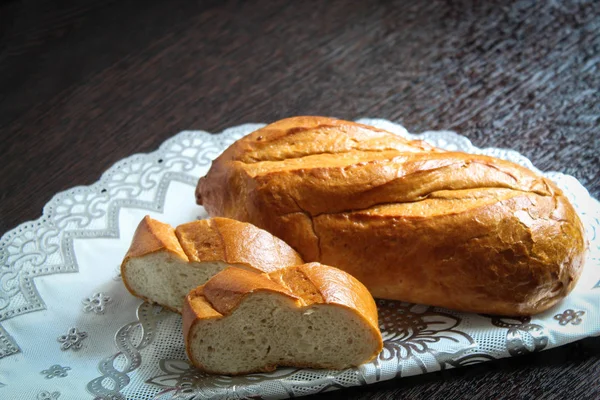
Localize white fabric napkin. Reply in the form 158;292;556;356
0;120;598;400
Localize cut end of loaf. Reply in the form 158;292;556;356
121;215;304;312
185;291;382;375
123;252;230;312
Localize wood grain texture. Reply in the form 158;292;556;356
0;0;599;398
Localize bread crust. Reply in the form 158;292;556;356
120;216;188;312
196;116;587;315
182;264;383;374
121;216;303;311
176;218;303;273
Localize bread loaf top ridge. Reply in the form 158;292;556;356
196;116;587;315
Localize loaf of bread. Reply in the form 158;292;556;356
121;216;303;312
183;263;383;374
196;116;587;315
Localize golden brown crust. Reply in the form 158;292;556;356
176;219;225;262
121;216;304;310
182;286;223;368
316;191;585;315
195;116;438;225
268;264;325;305
120;216;189;309
196;116;587;315
201;267;299;315
268;263;380;332
176;218;303;273
293;263;380;331
182;263;383;374
123;215;188;260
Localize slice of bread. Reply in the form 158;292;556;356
121;216;303;312
183;263;383;375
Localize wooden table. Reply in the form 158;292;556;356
1;1;598;398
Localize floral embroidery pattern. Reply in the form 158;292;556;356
57;328;88;351
87;303;166;398
146;359;338;400
488;316;548;356
0;122;594;398
37;391;60;400
41;364;71;379
82;292;112;314
374;301;482;379
145;302;494;398
147;359;233;398
554;309;585;326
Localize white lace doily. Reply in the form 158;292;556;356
1;119;598;400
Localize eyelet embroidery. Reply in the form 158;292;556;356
82;293;112;314
0;122;596;399
41;364;71;379
57;328;88;351
37;391;60;400
554;309;585;326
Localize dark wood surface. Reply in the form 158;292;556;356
1;0;599;399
